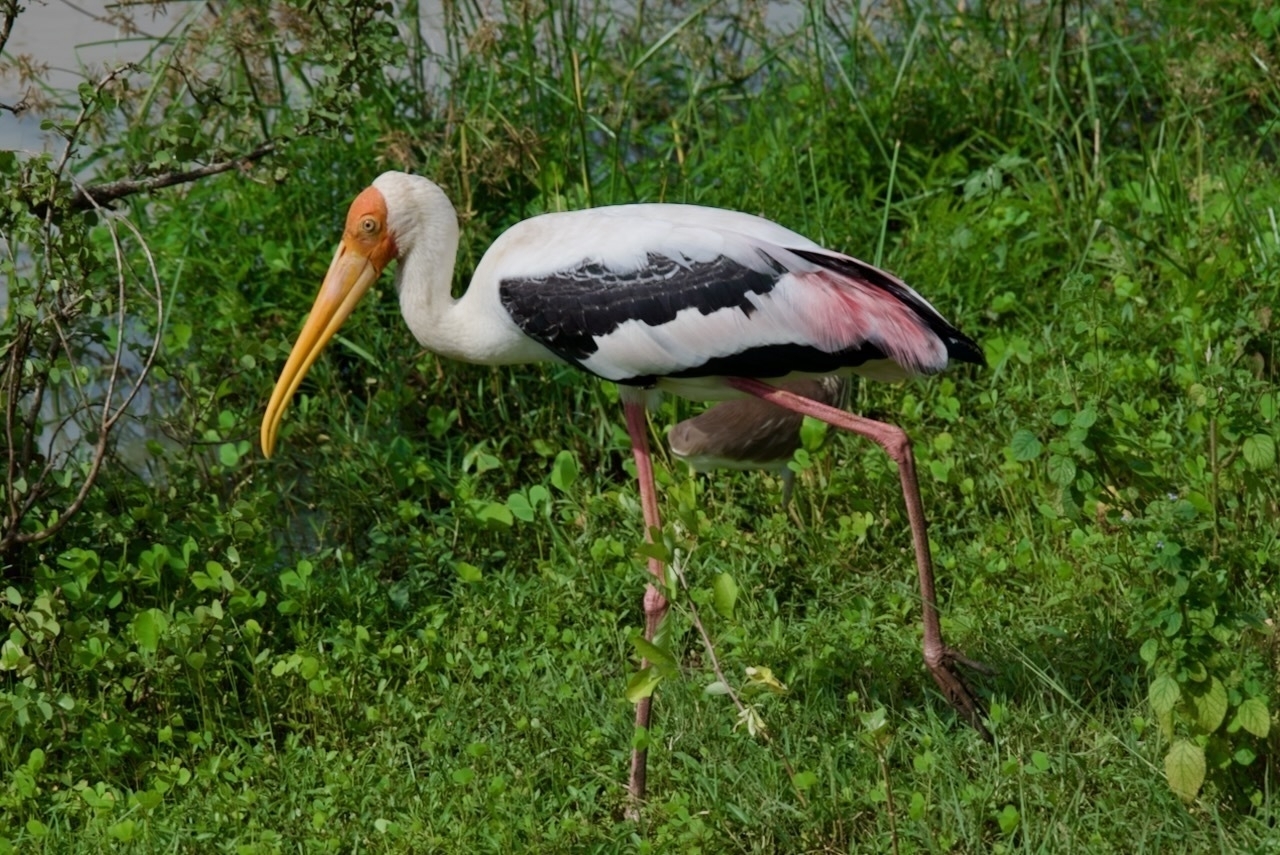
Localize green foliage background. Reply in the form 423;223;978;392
1;0;1278;850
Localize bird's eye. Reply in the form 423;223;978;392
360;217;379;235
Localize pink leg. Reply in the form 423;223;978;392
623;400;668;805
727;377;992;740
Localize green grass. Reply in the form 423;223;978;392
2;0;1279;851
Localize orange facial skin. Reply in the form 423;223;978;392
260;186;397;457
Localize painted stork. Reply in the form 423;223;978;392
261;172;991;805
669;376;850;507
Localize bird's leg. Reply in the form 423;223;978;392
623;400;668;807
726;378;993;740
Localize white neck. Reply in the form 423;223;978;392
375;172;539;365
393;216;472;361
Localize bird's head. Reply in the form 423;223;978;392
260;182;399;458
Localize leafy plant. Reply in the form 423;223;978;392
0;0;1278;850
1134;498;1272;803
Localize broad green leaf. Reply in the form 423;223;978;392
859;706;888;733
132;609;168;654
451;767;475;785
1236;698;1270;738
1148;674;1180;716
712;572;738;620
704;680;732;696
473;452;501;474
167;322;193;350
1261;392;1277;422
474;502;513;527
455;562;483;583
1190;677;1228;734
550;450;578;492
996;805;1020;835
908;791;926;822
798;416;828;452
1164;740;1205;802
1009;429;1042;461
107;820;136;842
1157;707;1174;740
793;771;818;790
1139;638;1158;665
637;539;672;563
1047;454;1076;486
625;666;663;702
506;492;534;522
630;635;678;673
1185;491;1213;514
0;639;25;671
1072;406;1097;429
1242;434;1276;470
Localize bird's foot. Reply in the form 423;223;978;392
927;647;995;742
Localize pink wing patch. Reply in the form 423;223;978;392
792;270;950;374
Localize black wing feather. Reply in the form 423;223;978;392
499;251;786;363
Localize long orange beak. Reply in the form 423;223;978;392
260;240;383;457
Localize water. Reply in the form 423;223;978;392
0;1;188;151
0;0;467;152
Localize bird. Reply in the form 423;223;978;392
261;171;991;806
668;376;850;507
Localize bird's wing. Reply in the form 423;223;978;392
669;397;805;467
485;205;976;385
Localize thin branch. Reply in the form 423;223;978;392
47;66;137;186
99;201;136;430
14;200;167;549
14;407;109;548
0;0;19;59
91;196;165;434
63;142;277;213
3;324;26;536
28;63;277;217
668;551;805;801
3;55;172;550
0;0;30;116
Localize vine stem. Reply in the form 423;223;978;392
667;548;806;805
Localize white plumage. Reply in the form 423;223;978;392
262;172;991;807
